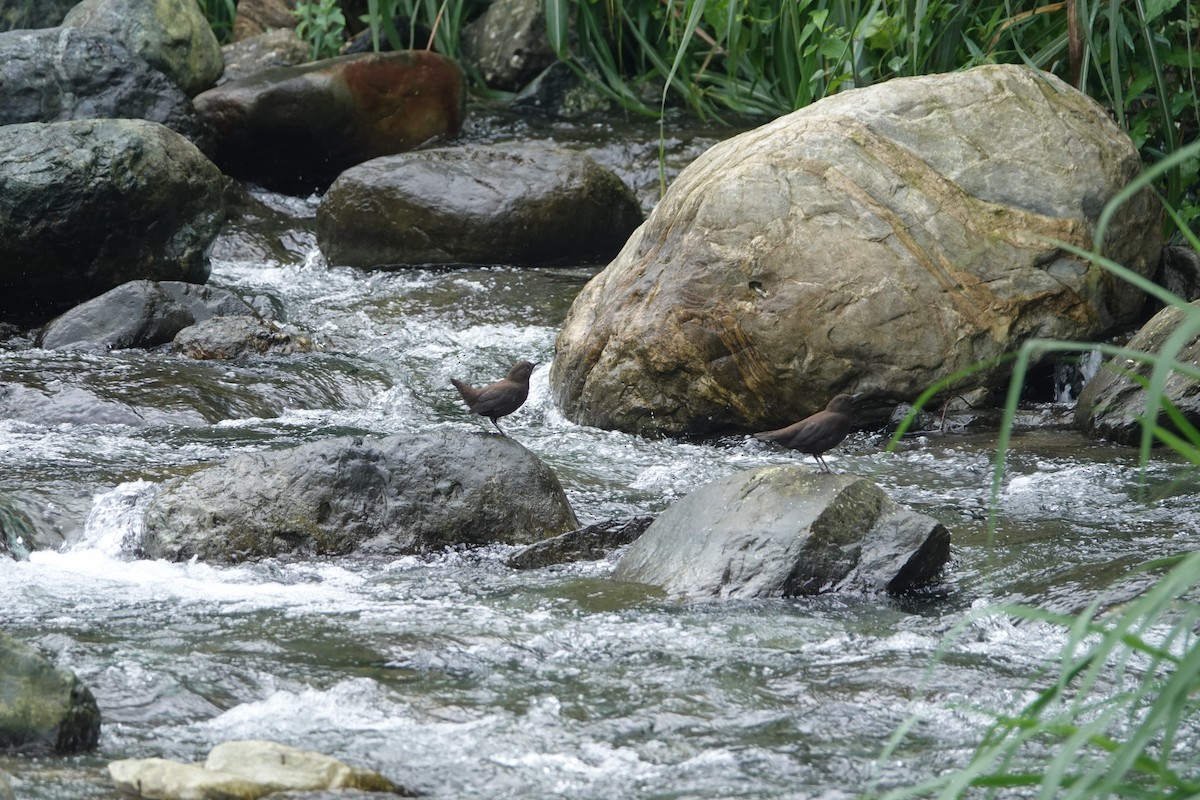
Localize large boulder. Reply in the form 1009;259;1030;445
612;466;950;599
551;64;1161;436
1075;300;1200;445
62;0;223;95
173;315;318;360
0;120;226;326
140;431;579;562
219;28;309;85
38;281;257;352
193;51;466;193
1;0;75;28
316;143;643;268
0;27;211;149
0;631;101;754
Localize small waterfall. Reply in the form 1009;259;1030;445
1053;348;1104;404
75;480;160;557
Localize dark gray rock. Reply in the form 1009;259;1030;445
0;119;226;326
1156;245;1200;303
173;315;317;360
140;431;580;563
316;143;643;268
1075;300;1200;445
461;0;556;92
0;27;211;149
38;280;258;352
62;0;223;95
506;516;654;568
613;466;950;600
510;60;612;118
0;631;101;754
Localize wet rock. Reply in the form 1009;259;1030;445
62;0;223;96
0;119;226;327
219;28;309;84
140;431;579;563
109;740;410;798
0;495;34;560
1155;245;1200;304
551;64;1161;436
510;60;612;119
194;50;466;193
0;769;12;800
38;280;256;352
0;27;212;150
316;143;643;268
1075;300;1200;445
173;315;317;359
613;466;950;599
0;631;101;754
506;515;655;568
461;0;556;92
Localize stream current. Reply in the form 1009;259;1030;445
3;120;1199;799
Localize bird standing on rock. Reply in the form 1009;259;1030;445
451;360;537;436
753;393;861;473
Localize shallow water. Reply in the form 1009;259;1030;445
3;122;1199;798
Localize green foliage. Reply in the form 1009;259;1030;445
195;0;237;45
294;0;348;60
360;0;490;61
879;139;1200;799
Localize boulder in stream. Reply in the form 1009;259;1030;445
0;631;101;754
612;466;950;600
0;27;211;150
140;430;579;562
0;119;226;327
62;0;224;96
551;64;1162;436
173;315;318;360
193;50;466;193
461;0;556;92
1075;299;1200;445
38;280;257;352
316;143;643;268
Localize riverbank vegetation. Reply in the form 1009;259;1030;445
242;0;1197;234
880;140;1200;797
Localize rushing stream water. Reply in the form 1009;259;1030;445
3;116;1199;799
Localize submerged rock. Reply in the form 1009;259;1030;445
551;64;1161;436
1075;300;1200;445
0;119;226;326
506;516;655;568
140;431;579;562
613;466;950;600
316;143;642;268
173;315;317;360
62;0;223;96
194;50;466;193
0;631;101;754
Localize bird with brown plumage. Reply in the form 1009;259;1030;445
451;360;537;435
752;393;861;473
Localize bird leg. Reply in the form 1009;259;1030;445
813;454;832;473
489;417;508;436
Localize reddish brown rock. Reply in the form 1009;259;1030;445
193;50;465;192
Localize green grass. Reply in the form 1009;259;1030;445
877;139;1200;799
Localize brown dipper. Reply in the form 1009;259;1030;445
753;393;861;473
451;360;537;435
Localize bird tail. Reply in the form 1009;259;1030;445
450;378;478;406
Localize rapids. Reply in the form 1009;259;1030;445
2;116;1198;799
